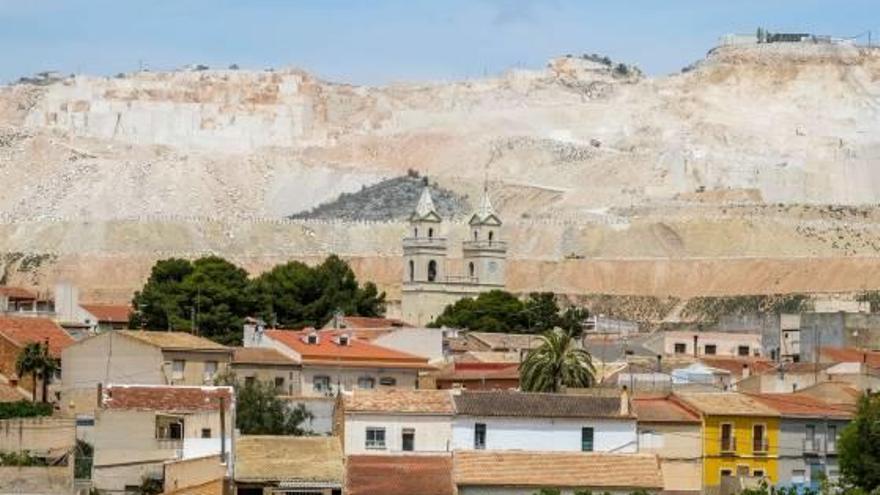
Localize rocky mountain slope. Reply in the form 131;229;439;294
2;42;880;303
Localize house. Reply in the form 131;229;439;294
453;451;664;495
661;331;764;358
323;315;409;330
162;455;226;495
737;362;834;394
244;324;432;397
451;390;637;452
0;315;74;401
61;331;232;416
633;395;703;494
339;389;455;455
676;392;781;491
231;347;301;395
749;393;853;492
92;385;234;494
799;313;880;362
432;361;520;390
0;416;76;495
790;381;862;409
0;286;50;315
234;436;343;495
347;455;454;495
79;303;132;332
460;332;543;354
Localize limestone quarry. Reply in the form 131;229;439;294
3;42;880;313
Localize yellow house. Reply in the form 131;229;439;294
676;392;781;492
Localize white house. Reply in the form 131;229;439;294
340;389;454;455
451;390;637;453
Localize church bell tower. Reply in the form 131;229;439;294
402;187;447;284
463;187;506;287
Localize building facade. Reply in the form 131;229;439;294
633;395;703;494
400;187;507;326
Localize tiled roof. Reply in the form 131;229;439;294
455;351;521;364
235;436;343;484
675;392;780;417
453;451;663;489
80;304;132;323
633;396;700;423
0;287;37;300
698;357;775;377
346;455;454;495
232;347;298;366
453;390;627;419
344;390;455;414
748;393;854;419
163;479;223;495
0;382;26;402
434;363;520;382
0;316;74;358
821;347;880;368
102;385;233;413
266;329;430;369
119;331;228;351
333;316;409;329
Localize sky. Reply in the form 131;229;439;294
0;0;877;85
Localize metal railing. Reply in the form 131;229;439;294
402;237;448;246
462;240;508;250
720;436;737;454
753;437;769;454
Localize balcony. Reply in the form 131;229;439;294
753;437;769;455
720;436;737;454
402;237;448;249
462;240;508;252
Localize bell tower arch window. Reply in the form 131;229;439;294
408;260;415;282
488;231;494;244
427;260;438;282
468;262;475;279
428;227;434;239
473;230;478;241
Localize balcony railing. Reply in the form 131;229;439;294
156;438;183;455
463;240;508;250
402;237;448;247
720;436;736;454
753;437;769;454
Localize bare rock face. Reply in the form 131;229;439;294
2;44;880;301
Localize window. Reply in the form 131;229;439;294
244;376;255;387
427;260;437;282
313;375;331;393
721;469;733;477
473;230;478;241
274;377;285;391
474;423;486;450
338;335;350;346
827;425;837;452
414;227;418;237
358;377;376;389
366;427;386;449
488;231;494;243
791;469;806;484
409;260;414;282
738;345;750;357
169;422;183;439
674;343;687;354
428;228;434;238
379;377;397;386
805;424;816;452
402;428;415;452
720;423;734;452
753;424;767;453
201;428;212;438
172;360;185;380
753;470;765;478
581;427;594;452
469;262;475;278
307;333;319;344
704;344;717;355
204;361;218;382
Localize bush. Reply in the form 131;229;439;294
0;451;49;466
0;401;52;419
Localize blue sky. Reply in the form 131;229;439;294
0;0;876;85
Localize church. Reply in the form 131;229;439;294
400;187;508;326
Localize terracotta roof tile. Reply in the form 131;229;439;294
235;436;343;484
266;329;430;369
675;392;780;417
332;316;410;329
347;455;454;495
748;393;855;419
633;396;701;423
81;304;132;323
454;390;628;419
0;316;74;358
344;390;455;414
468;332;543;351
162;479;223;495
232;347;298;366
119;331;229;351
0;287;37;300
434;363;520;382
821;347;880;368
102;385;232;413
698;357;775;378
0;382;26;402
453;451;664;489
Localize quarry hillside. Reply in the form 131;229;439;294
3;42;880;310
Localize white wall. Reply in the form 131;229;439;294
373;328;445;362
452;416;637;453
344;413;452;455
299;366;419;398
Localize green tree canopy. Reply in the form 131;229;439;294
839;393;880;492
15;342;56;403
520;328;596;393
131;255;385;345
430;290;588;334
235;380;313;435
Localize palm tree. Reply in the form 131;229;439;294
16;342;43;402
15;342;57;403
520;327;595;393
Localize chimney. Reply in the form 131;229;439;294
96;383;103;409
620;385;631;416
742;363;750;380
656;354;662;372
693;335;699;358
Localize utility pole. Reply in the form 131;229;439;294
219;396;227;464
